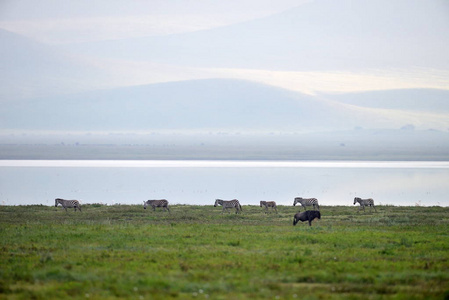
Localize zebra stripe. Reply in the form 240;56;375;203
55;198;82;212
144;199;170;212
353;197;377;212
214;199;242;214
260;201;277;213
293;197;320;211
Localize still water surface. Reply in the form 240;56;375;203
1;160;448;206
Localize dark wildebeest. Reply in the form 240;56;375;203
293;210;321;226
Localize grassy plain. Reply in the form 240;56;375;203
0;205;448;299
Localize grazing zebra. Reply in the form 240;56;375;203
260;201;277;213
55;198;82;212
353;197;377;212
143;199;170;212
293;197;320;211
214;199;242;214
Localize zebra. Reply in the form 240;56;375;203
55;198;82;212
293;197;320;211
143;199;170;212
214;199;242;214
260;201;277;213
353;197;377;212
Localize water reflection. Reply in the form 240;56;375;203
0;161;448;206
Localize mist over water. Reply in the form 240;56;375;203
1;160;447;207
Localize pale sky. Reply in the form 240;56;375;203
1;0;449;135
0;0;308;43
1;0;448;97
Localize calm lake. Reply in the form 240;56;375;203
1;160;448;207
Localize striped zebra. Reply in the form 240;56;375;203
353;197;377;212
55;198;82;212
143;199;170;212
293;197;320;211
260;201;277;213
214;199;242;214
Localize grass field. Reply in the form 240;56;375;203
1;204;448;299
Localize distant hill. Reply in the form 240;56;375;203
1;79;448;132
0;79;334;131
0;29;113;101
63;0;449;71
325;89;449;113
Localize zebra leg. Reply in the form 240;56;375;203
274;206;278;214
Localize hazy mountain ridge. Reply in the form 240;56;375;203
61;0;449;71
2;78;448;160
0;28;121;101
2;0;448;103
0;79;334;131
1;0;448;160
1;79;448;133
323;89;449;113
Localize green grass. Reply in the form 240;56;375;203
1;205;448;299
